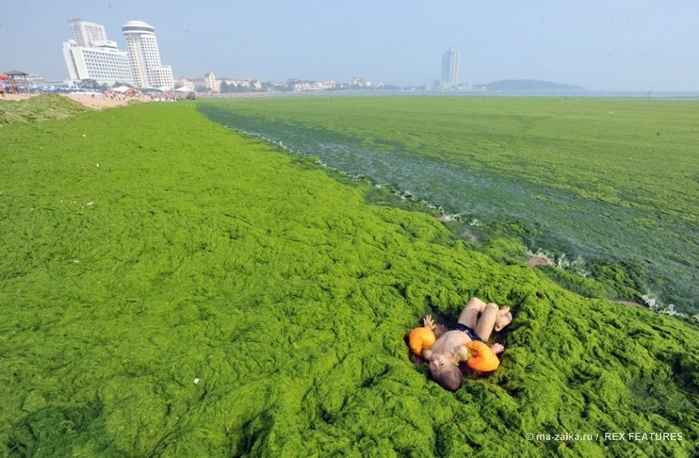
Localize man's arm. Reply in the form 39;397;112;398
422;315;437;330
423;315;448;338
409;322;436;357
454;344;471;363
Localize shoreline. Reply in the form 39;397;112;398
1;92;148;110
226;118;672;312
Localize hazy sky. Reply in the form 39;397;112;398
2;0;697;91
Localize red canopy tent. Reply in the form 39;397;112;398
0;74;8;95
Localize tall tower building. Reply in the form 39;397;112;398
68;18;107;48
122;20;174;89
63;19;134;86
440;47;459;90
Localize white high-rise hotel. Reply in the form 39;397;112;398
122;20;174;89
62;18;133;86
62;18;173;89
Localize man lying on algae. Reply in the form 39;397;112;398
409;297;513;391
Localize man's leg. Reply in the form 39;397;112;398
474;302;500;341
476;304;513;339
494;306;512;332
457;297;488;329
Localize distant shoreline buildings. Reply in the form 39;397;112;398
175;74;385;94
62;18;173;90
58;24;460;94
5;25;595;94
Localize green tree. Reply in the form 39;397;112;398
77;79;108;91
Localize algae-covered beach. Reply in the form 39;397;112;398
1;95;698;457
198;96;699;315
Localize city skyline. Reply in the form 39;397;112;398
2;1;699;92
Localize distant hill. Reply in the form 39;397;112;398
483;79;586;92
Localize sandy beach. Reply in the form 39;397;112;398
1;92;148;110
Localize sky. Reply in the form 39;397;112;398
2;0;698;91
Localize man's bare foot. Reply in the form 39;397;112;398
494;306;513;332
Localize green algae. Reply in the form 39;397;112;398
196;96;699;313
0;93;90;125
0;102;698;457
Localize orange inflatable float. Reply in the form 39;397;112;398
408;327;436;357
465;341;500;372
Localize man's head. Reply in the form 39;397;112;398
429;353;463;391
